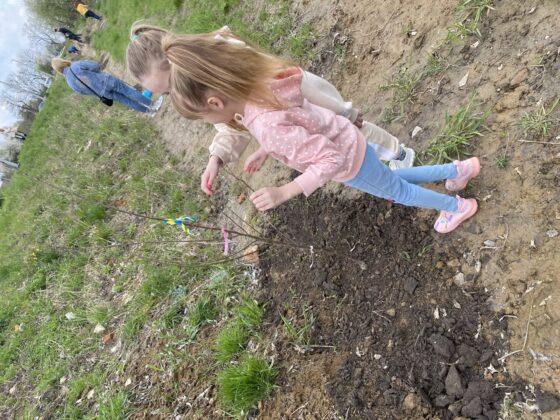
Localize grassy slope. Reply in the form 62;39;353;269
93;0;316;62
0;77;234;417
1;0;315;416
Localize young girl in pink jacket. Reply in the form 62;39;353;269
162;34;480;233
126;23;416;197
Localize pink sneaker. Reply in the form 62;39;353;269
445;157;481;191
434;196;478;233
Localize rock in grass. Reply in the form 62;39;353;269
93;324;106;334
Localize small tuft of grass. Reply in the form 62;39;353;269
446;0;494;42
421;97;488;163
218;356;277;416
214;322;249;363
424;51;448;77
518;98;559;139
495;155;509;169
185;296;219;339
379;67;420;116
235;295;264;330
280;305;315;348
98;391;130;419
498;394;523;419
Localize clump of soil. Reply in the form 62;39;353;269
256;190;559;419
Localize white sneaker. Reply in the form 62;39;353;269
389;144;415;170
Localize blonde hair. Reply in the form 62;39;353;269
162;34;292;122
51;58;72;74
126;22;171;80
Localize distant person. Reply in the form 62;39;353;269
74;2;102;20
68;45;81;55
0;127;26;141
54;27;82;42
51;58;163;115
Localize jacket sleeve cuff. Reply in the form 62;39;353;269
294;171;324;197
341;104;359;123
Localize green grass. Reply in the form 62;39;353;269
379;67;420;120
424;52;448;77
214;322;249;363
217;356;277;416
235;295;265;330
421;97;488;163
446;0;494;42
280;305;315;348
0;78;228;417
93;0;318;63
518;98;559;139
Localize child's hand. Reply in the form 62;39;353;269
250;181;303;211
201;155;223;196
244;148;268;173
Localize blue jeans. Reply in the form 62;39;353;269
107;77;151;113
344;144;459;212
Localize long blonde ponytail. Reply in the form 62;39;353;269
162;33;292;121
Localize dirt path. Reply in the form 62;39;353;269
83;1;560;417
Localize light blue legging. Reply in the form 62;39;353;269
106;77;152;113
344;144;459;212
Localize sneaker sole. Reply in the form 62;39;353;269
445;158;480;191
434;199;478;234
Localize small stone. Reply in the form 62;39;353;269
9;385;16;395
65;312;76;320
411;126;423;138
93;324;106;334
237;193;246;204
383;388;399;405
447;259;461;268
535;389;560;413
403;393;420;411
125;378;132;387
386;308;396;317
434;394;455;407
374;354;382;360
461;396;482;417
403;277;418;294
102;332;114;345
483;240;496;247
429;334;455;359
509;68;529;87
459;72;469;88
242;245;259;265
448;401;462;416
546;229;558;238
60;376;67;384
86;389;95;400
445;365;464;397
453;272;466;287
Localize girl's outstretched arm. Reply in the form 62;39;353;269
250;181;303;211
244;147;268;173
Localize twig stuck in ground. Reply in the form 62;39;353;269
498;291;535;362
519;139;560;145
